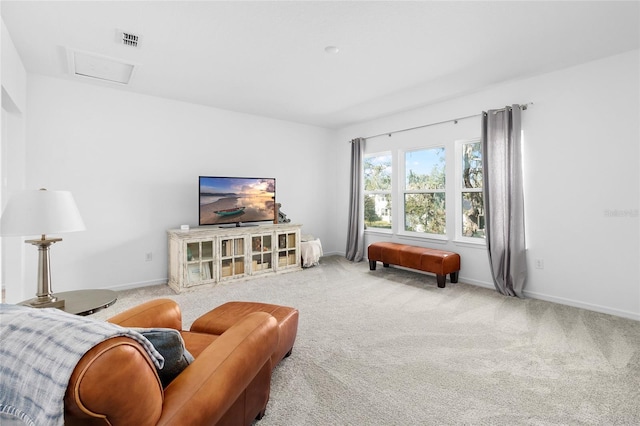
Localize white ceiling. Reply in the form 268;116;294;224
2;1;639;128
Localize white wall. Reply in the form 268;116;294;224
1;19;26;112
1;18;28;303
23;75;335;293
335;50;640;320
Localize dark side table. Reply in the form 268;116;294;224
19;289;117;316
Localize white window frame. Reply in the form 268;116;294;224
455;138;486;245
363;151;393;234
398;145;447;240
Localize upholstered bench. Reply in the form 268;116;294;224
368;242;460;288
191;301;299;368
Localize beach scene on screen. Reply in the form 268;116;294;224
200;177;275;225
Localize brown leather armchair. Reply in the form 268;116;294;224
64;299;279;425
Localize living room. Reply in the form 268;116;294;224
2;1;638;319
1;1;639;424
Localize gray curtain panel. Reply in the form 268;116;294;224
481;106;527;297
345;137;365;262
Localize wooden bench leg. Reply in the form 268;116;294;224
383;263;390;267
436;274;446;288
369;260;377;270
450;271;459;283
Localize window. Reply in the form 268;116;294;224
403;147;446;235
364;153;392;229
459;140;485;239
362;132;485;244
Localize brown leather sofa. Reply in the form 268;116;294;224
64;299;279;425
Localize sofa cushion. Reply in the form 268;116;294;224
133;328;194;387
181;330;218;358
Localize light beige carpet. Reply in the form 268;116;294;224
93;255;640;425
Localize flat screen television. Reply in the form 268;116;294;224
199;176;276;227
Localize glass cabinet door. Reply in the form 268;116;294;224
186;240;214;286
276;232;298;268
220;237;246;279
251;234;273;273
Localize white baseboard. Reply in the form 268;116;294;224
108;278;167;292
461;278;639;321
458;276;494;289
381;266;638;321
522;289;639;321
458;275;639;321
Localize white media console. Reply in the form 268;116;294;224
167;223;302;293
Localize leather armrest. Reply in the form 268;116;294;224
107;298;182;330
157;312;279;426
64;337;164;425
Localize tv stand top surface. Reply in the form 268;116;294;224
169;223;301;235
233;222;258;227
215;221;263;228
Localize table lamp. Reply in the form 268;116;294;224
1;188;85;308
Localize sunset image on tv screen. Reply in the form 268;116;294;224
199;177;275;226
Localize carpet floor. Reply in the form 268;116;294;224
92;255;640;425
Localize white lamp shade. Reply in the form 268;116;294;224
1;189;86;237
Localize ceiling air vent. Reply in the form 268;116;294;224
118;30;141;48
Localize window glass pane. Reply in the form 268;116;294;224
405;148;445;190
364;154;392;191
462;142;482;189
365;194;391;229
462;192;485;238
404;193;445;234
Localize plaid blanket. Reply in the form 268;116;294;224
0;304;164;426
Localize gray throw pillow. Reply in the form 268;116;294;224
132;328;195;387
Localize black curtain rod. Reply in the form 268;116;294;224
352;102;532;142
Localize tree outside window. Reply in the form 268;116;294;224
364;153;392;229
461;141;485;238
404;147;445;234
